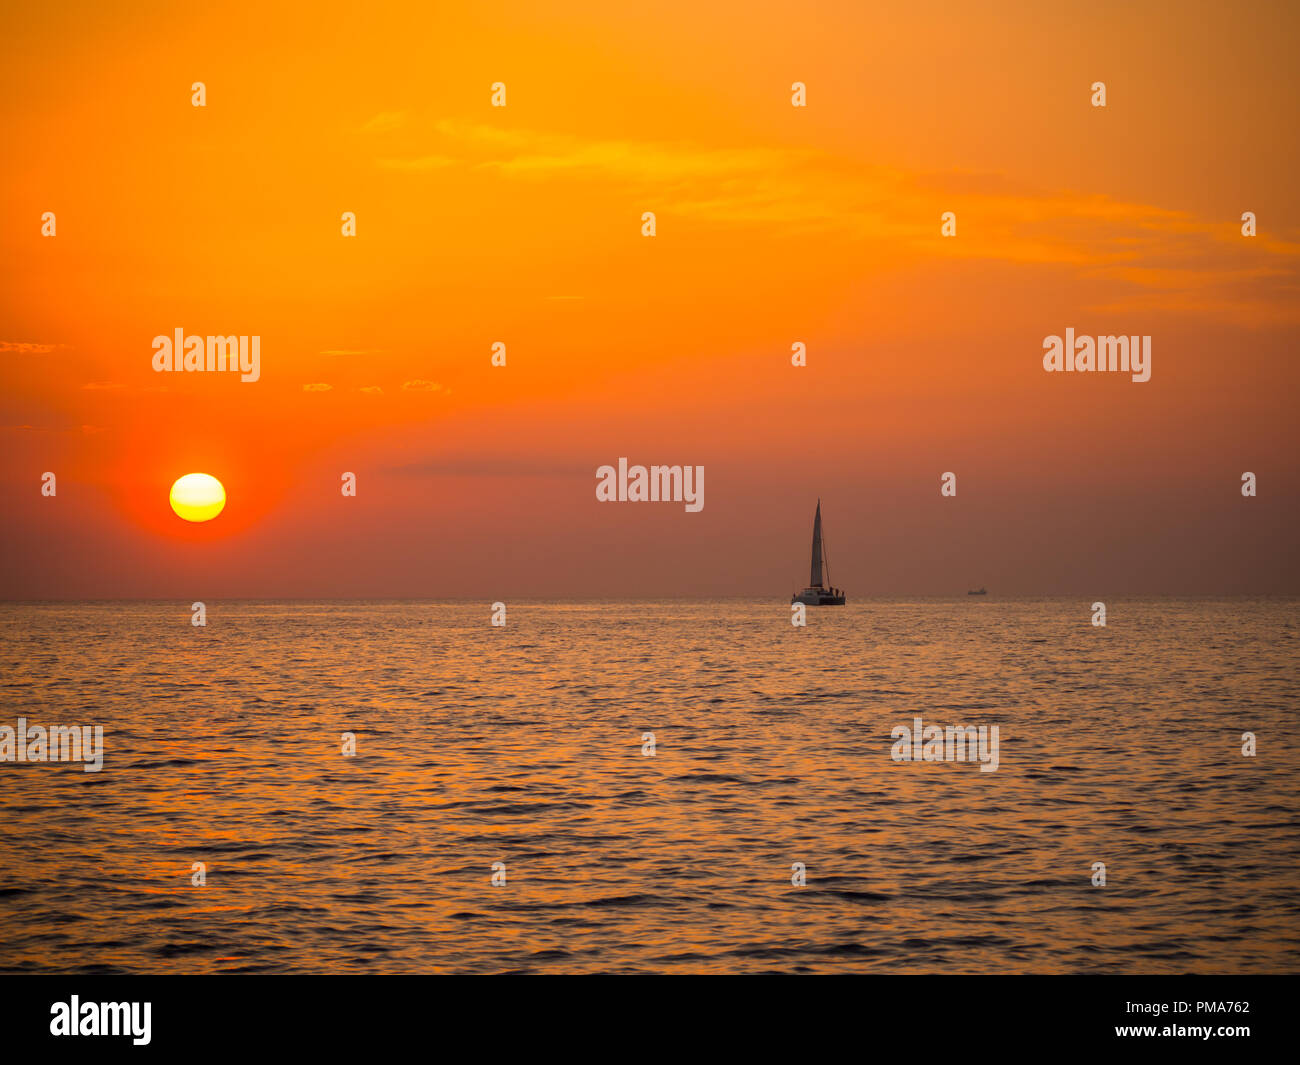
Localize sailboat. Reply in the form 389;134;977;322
792;500;846;606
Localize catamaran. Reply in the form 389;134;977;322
792;500;846;606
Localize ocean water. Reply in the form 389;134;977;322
0;599;1297;974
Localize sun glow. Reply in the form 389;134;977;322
169;473;226;522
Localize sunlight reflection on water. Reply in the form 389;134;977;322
0;599;1297;973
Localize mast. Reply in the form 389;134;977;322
810;499;824;588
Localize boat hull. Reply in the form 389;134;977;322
792;589;846;606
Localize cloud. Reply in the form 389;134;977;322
389;454;572;478
0;423;102;434
362;123;1025;246
303;382;333;392
359;385;384;395
370;121;1300;322
400;379;442;392
375;154;457;171
360;111;407;133
0;341;68;353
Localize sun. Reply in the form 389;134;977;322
169;473;226;522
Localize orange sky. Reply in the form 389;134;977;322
2;0;1297;597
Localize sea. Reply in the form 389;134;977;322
0;598;1296;974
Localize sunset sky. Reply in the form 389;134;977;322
2;0;1297;597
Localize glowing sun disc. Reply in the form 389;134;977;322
170;473;226;522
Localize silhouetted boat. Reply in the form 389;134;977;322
967;587;987;596
792;500;846;606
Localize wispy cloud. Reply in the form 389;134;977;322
0;340;68;353
375;154;457;172
389;454;573;478
370;121;1300;320
0;422;103;434
360;111;407;134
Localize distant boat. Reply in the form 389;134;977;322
967;587;987;596
792;499;846;606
